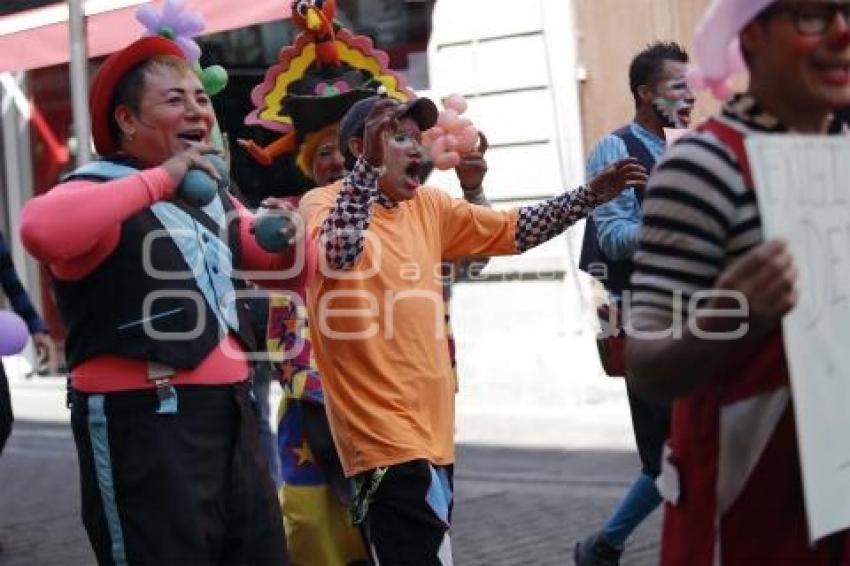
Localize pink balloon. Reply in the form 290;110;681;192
429;136;448;161
422;127;444;147
686;66;707;91
0;310;29;356
691;0;776;100
445;118;468;135
727;40;747;74
436;109;459;130
457;126;479;153
442;93;468;114
434;151;461;170
445;134;459;151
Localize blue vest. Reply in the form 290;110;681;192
53;157;256;370
578;125;657;295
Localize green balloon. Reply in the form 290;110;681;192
201;65;229;96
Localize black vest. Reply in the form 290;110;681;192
53;157;256;370
579;125;657;295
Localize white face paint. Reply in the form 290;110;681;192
651;61;696;129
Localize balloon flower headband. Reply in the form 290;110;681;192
134;0;229;205
135;0;229;97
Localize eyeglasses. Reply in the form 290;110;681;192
766;1;850;35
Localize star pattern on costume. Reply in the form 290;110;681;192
291;440;314;467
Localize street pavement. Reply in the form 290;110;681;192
0;377;660;566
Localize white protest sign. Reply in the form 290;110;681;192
746;135;850;543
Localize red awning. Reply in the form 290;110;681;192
0;0;291;73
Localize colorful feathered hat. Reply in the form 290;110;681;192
240;0;416;166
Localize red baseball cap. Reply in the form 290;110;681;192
89;35;185;155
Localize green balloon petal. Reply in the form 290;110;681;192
201;65;229;96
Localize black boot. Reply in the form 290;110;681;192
574;532;623;566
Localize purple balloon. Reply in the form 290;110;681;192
174;12;205;37
0;310;29;356
175;37;201;63
134;4;160;34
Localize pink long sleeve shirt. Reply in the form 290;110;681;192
21;165;315;392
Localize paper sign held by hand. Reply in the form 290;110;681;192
747;135;850;543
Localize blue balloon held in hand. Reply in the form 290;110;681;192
0;310;29;356
254;211;292;253
178;154;228;206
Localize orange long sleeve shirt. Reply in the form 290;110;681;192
300;181;518;476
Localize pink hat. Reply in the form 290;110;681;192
688;0;777;100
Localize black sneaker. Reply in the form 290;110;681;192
573;532;623;566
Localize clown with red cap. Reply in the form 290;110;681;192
626;0;850;564
19;2;310;563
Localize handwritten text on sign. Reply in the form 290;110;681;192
747;135;850;543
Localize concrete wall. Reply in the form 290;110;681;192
426;0;721;449
426;0;635;450
425;0;588;278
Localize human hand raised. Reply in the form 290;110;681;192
362;97;402;168
455;132;489;193
586;157;648;204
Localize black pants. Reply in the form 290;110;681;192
71;382;289;565
626;386;671;477
0;364;12;456
360;460;453;566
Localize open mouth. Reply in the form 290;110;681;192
177;130;207;145
404;161;421;189
677;109;692;127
